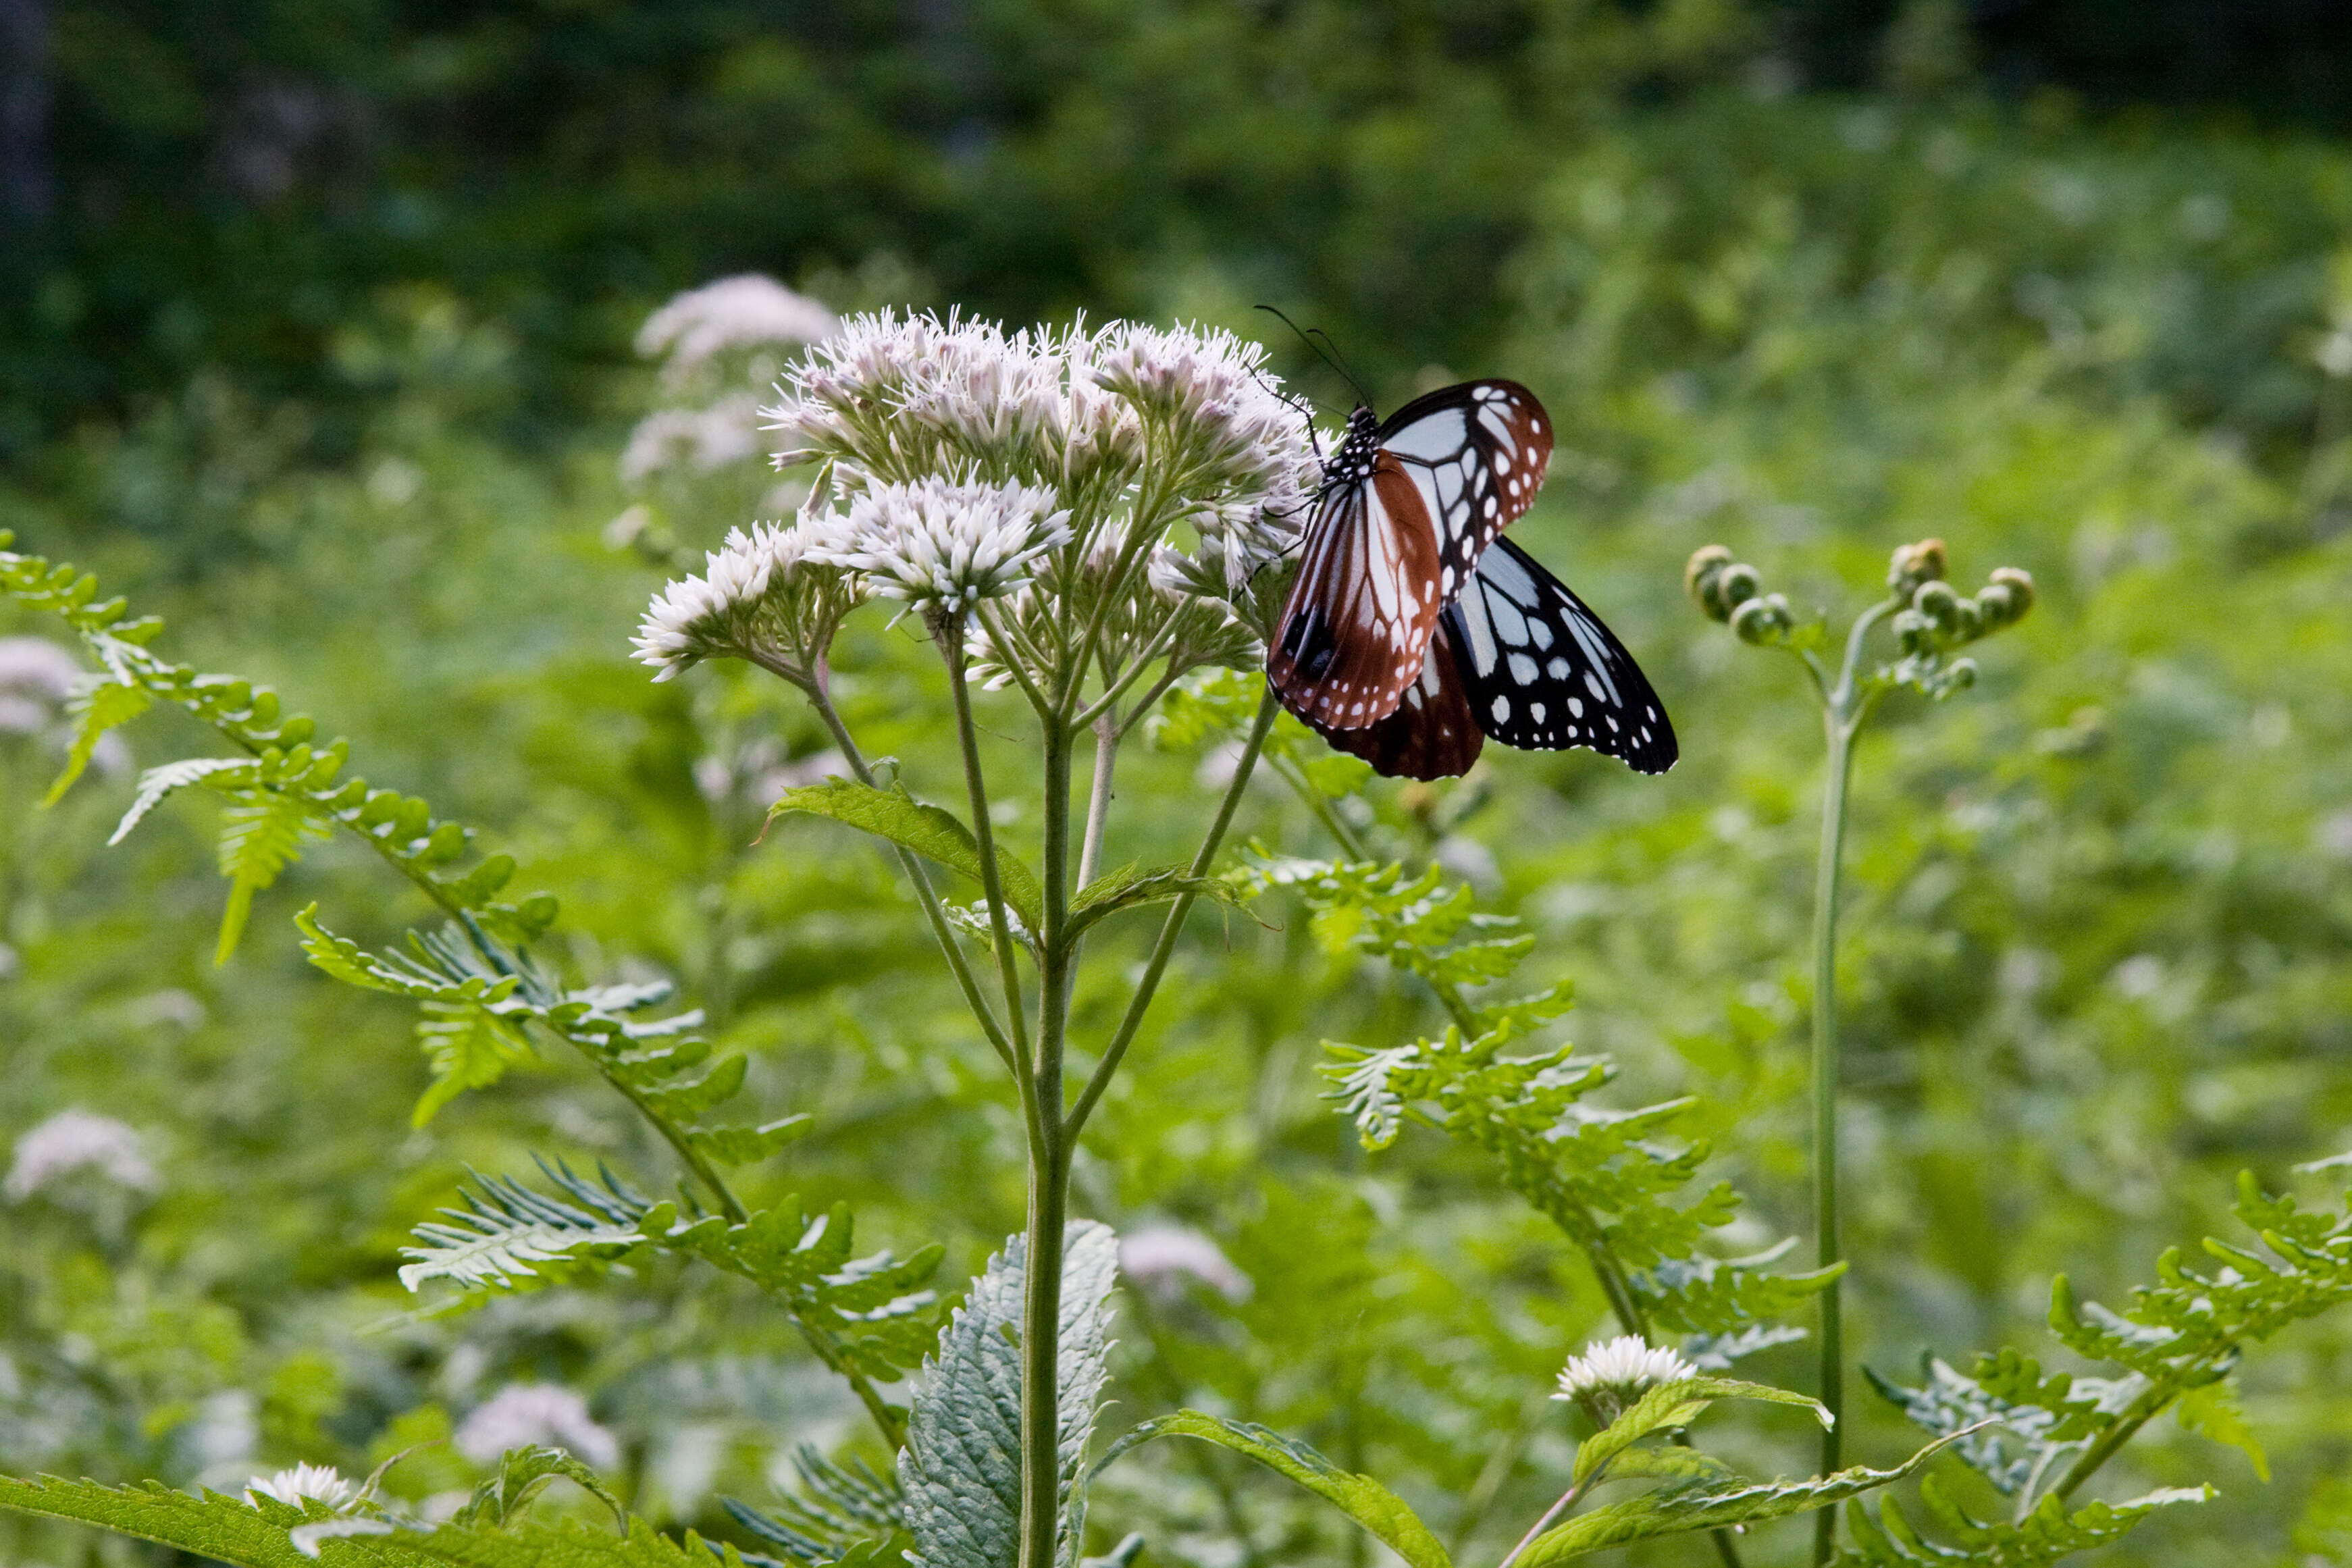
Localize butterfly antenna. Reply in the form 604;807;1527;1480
1256;305;1373;410
1304;328;1374;409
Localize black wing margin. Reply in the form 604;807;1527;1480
1442;538;1677;775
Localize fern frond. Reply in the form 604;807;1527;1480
400;1162;652;1292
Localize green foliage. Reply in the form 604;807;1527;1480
450;1448;625;1530
0;1473;733;1568
1519;1441;1965;1567
769;779;1046;936
897;1223;1118;1568
1100;1411;1451;1568
1571;1376;1831;1487
724;1450;906;1568
1284;851;1837;1342
398;1162;652;1295
1837;1477;2212;1566
1860;1169;2352;1559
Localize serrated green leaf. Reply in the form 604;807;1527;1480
109;757;254;845
401;1166;650;1292
2174;1380;2269;1482
1066;862;1246;941
689;1116;813;1166
1099;1411;1449;1568
898;1221;1118;1568
1573;1376;1830;1486
449;1446;623;1529
215;795;331;963
43;678;149;806
1520;1427;1975;1565
1837;1480;2212;1565
767;779;1044;932
640;1053;746;1121
413;1001;534;1127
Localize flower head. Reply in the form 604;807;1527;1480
5;1109;158;1202
766;311;1144;492
1086;322;1315;503
809;476;1070;619
1553;1335;1696;1421
455;1383;619;1471
631;520;862;682
245;1464;357;1512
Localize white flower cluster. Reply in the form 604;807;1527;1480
1554;1335;1697;1406
246;1463;357;1511
5;1109;159;1202
455;1382;620;1471
631;521;863;682
0;636;131;777
809;477;1070;616
639;306;1320;692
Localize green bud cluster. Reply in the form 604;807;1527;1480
1685;544;1805;648
1883;544;2035;700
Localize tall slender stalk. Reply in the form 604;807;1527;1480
1808;708;1856;1566
1804;598;1889;1567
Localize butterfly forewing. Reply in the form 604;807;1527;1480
1305;624;1485;782
1268;449;1446;729
1442;538;1677;775
1376;379;1553;602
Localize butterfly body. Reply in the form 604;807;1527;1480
1267;379;1675;781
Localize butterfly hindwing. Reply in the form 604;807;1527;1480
1268;448;1446;729
1375;379;1553;602
1443;537;1677;775
1305;623;1485;782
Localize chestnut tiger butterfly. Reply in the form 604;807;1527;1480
1265;379;1677;781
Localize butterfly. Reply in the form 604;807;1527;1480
1265;379;1677;781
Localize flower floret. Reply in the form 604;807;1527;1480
1553;1334;1697;1403
812;477;1071;613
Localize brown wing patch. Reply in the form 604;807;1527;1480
1268;452;1444;729
1306;621;1484;781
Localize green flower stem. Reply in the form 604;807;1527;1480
773;652;1021;1078
943;628;1036;1078
1802;596;1893;1568
1063;684;1280;1141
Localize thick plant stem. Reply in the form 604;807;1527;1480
1020;719;1078;1568
1018;1102;1070;1568
1810;709;1858;1567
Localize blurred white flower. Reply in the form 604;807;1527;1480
1554;1335;1696;1405
810;476;1070;616
619;394;766;483
456;1382;619;1471
5;1109;159;1202
246;1463;357;1511
0;637;82;702
1120;1224;1252;1303
631;521;862;681
637;275;837;388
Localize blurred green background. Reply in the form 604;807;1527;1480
4;2;2352;1564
